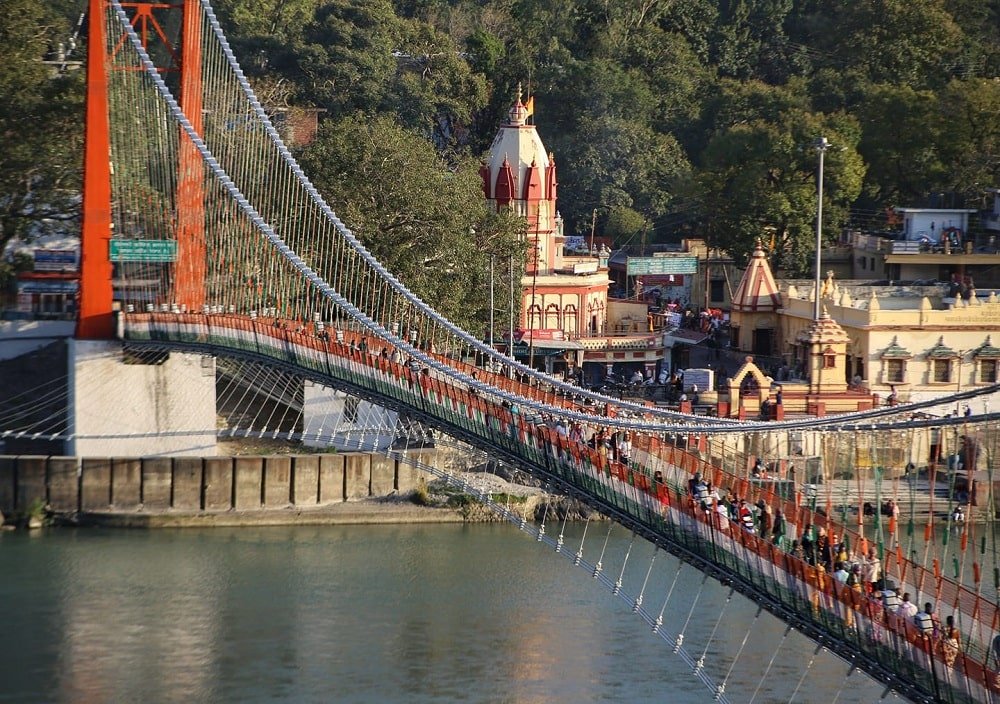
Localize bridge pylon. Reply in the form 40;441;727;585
78;0;206;340
77;0;114;340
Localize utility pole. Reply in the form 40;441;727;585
704;257;711;311
813;136;830;321
508;254;515;376
488;254;495;354
528;241;539;371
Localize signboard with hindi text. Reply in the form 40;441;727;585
33;249;79;271
626;256;698;276
109;239;177;262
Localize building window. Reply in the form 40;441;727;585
980;359;997;384
932;359;951;383
563;304;578;336
527;304;542;331
545;304;560;330
730;325;740;349
822;346;836;368
886;359;905;383
710;279;725;303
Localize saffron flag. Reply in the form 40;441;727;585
525;95;534;118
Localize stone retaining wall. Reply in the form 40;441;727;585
0;451;434;516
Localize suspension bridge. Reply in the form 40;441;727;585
5;1;1000;701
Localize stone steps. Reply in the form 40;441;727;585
815;479;976;521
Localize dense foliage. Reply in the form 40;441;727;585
2;0;999;296
217;0;1000;273
0;0;82;287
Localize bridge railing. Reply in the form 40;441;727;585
124;312;1000;702
106;0;1000;440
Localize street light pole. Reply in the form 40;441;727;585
813;136;830;322
508;254;515;376
489;254;495;354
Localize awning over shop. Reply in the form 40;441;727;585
512;338;585;357
663;330;709;346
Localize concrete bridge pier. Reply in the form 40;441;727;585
302;381;399;453
68;340;217;457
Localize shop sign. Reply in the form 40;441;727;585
626;256;697;276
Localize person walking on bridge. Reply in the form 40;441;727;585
915;602;940;639
771;508;786;547
617;432;632;468
941;615;960;668
737;500;755;533
862;548;881;594
898;593;918;620
800;524;816;566
815;528;833;572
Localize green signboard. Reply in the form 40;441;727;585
109;239;177;263
626;255;698;276
512;343;565;358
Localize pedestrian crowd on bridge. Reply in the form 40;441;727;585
307;321;980;682
301;322;970;675
685;470;964;670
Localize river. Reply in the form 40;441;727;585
1;523;902;703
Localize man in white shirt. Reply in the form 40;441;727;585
617;433;632;465
898;593;918;619
833;562;849;583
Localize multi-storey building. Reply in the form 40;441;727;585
480;90;664;383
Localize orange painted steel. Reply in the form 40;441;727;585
77;0;116;339
173;0;206;308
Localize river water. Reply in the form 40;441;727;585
1;523;902;703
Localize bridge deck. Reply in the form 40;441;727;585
124;313;1000;704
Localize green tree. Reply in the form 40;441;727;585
610;24;714;144
942;0;1000;78
465;28;504;77
296;115;524;332
551;113;691;236
603;206;647;246
857;84;944;205
294;0;402;116
697;97;865;275
934;78;1000;201
790;0;963;89
712;0;804;83
388;19;488;147
0;0;82;257
214;0;325;41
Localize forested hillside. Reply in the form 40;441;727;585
3;0;1000;305
210;0;1000;274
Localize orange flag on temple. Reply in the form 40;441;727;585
525;95;535;118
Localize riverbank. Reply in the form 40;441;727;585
58;496;469;529
21;470;601;530
3;469;564;530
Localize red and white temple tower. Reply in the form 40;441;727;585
480;89;664;380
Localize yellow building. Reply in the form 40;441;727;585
726;243;1000;409
781;279;1000;406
